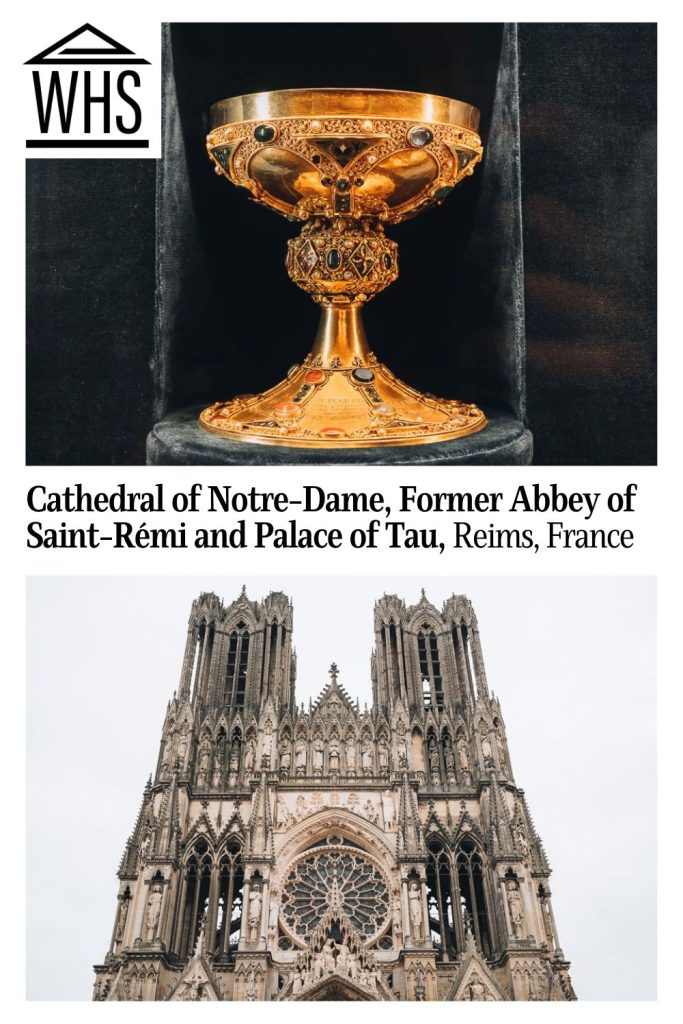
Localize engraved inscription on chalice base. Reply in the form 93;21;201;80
201;88;488;449
315;395;367;424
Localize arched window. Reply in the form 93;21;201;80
456;839;492;957
214;841;244;958
426;842;457;959
459;620;478;699
417;625;443;708
179;840;212;958
190;622;206;701
267;621;279;690
224;622;250;708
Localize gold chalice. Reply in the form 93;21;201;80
202;88;487;448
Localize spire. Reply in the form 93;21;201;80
397;772;424;857
118;778;152;878
486;772;513;857
248;772;273;859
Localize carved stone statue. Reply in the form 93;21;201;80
361;738;373;775
382;789;395;829
516;822;529;856
295;739;307;775
329;737;340;772
295;794;307;821
408;880;423;940
395;719;408;768
211;747;224;788
244;738;256;775
245;969;257;1001
466;971;491;1000
495;723;507;765
313;735;324;773
139;827;152;865
228;745;240;783
262;721;274;762
540;890;555;949
444;741;454;778
428;740;440;781
457;735;470;771
481;727;493;762
345;734;356;773
364;798;378;824
197;740;211;785
392;895;403;939
248;886;262;940
322;937;336;974
337;941;353;977
277;796;290;829
279;741;291;776
378;735;389;772
160;725;174;776
176;723;188;765
268;893;279;938
144;883;163;940
115;896;129;944
312;950;325;980
505;879;526;938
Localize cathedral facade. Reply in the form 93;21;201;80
93;588;576;1002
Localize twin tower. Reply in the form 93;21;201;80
93;588;575;1002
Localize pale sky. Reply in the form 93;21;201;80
26;575;656;1000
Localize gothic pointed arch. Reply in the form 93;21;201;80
178;837;214;958
455;836;493;958
425;834;458;959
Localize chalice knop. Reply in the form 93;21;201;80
202;88;486;448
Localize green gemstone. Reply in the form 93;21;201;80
326;249;342;270
435;186;453;200
254;124;276;143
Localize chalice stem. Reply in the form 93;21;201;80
310;303;371;368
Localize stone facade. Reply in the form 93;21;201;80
93;588;576;1002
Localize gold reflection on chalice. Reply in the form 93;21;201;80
201;88;487;448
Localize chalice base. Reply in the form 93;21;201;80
199;306;487;449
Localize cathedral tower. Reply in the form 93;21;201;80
93;589;576;1002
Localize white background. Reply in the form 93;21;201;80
5;0;679;1022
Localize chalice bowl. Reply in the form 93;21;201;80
201;88;487;448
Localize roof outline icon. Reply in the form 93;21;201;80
25;23;150;64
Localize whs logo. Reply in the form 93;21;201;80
25;23;159;155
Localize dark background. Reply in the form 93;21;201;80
26;23;656;465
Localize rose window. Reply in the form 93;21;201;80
280;846;390;941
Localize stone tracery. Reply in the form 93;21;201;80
280;844;391;944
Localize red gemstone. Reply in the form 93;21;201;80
304;369;325;384
274;402;299;417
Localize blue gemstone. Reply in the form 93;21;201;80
326;249;342;270
408;126;433;148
